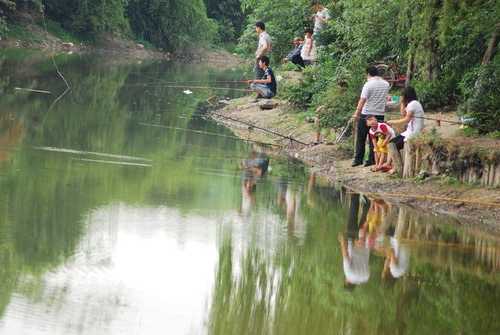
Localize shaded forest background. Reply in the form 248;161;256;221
0;0;245;50
0;0;498;134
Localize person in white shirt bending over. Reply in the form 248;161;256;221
386;86;425;173
254;21;272;79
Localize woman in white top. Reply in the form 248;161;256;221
388;86;425;149
385;87;424;173
300;29;316;65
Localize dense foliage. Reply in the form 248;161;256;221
204;0;244;44
238;0;499;134
1;0;218;52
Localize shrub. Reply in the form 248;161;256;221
459;55;500;134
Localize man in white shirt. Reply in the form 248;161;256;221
254;21;272;79
352;66;390;167
313;4;331;36
339;234;370;288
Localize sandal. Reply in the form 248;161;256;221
380;166;392;173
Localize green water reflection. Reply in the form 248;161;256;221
0;50;499;335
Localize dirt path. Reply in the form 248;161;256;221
210;96;500;234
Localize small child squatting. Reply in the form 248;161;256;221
366;116;395;172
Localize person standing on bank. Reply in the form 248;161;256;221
352;66;390;167
254;21;272;79
312;3;331;37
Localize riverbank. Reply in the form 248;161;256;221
210;94;500;233
0;21;244;68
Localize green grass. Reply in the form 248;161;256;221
43;19;82;43
5;23;41;42
5;20;83;44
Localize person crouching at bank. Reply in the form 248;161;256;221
247;56;277;99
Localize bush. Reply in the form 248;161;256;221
412;78;456;110
459;55;500;134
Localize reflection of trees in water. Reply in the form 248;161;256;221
0;53;249;319
208;186;500;335
0;114;25;164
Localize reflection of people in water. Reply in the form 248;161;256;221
339;234;370;287
340;191;371;287
343;193;412;284
346;192;370;240
382;222;410;280
240;150;269;216
360;199;389;250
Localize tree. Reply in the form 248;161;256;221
204;0;244;43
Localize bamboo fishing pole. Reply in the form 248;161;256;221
210;111;309;146
138;122;282;147
124;83;253;92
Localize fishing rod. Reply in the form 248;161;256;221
203;95;309;146
137;79;248;85
124;83;252;92
383;111;468;126
335;118;353;144
210;111;309;146
138;122;282;147
129;72;248;85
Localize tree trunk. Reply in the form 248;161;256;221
405;50;415;87
388;142;403;176
403;143;416;178
482;23;500;65
427;0;442;81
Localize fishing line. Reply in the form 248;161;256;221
210;111;308;146
129;72;246;86
124;83;252;92
138;122;281;147
383;111;469;126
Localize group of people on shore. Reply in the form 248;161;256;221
352;66;425;173
246;5;425;173
247;4;330;99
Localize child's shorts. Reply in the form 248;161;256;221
375;138;388;154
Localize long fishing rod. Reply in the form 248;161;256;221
129;72;248;85
138;122;281;147
210;111;309;146
335;118;353;144
383;111;468;126
135;79;247;85
124;83;252;92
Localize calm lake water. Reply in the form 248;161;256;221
0;50;499;335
